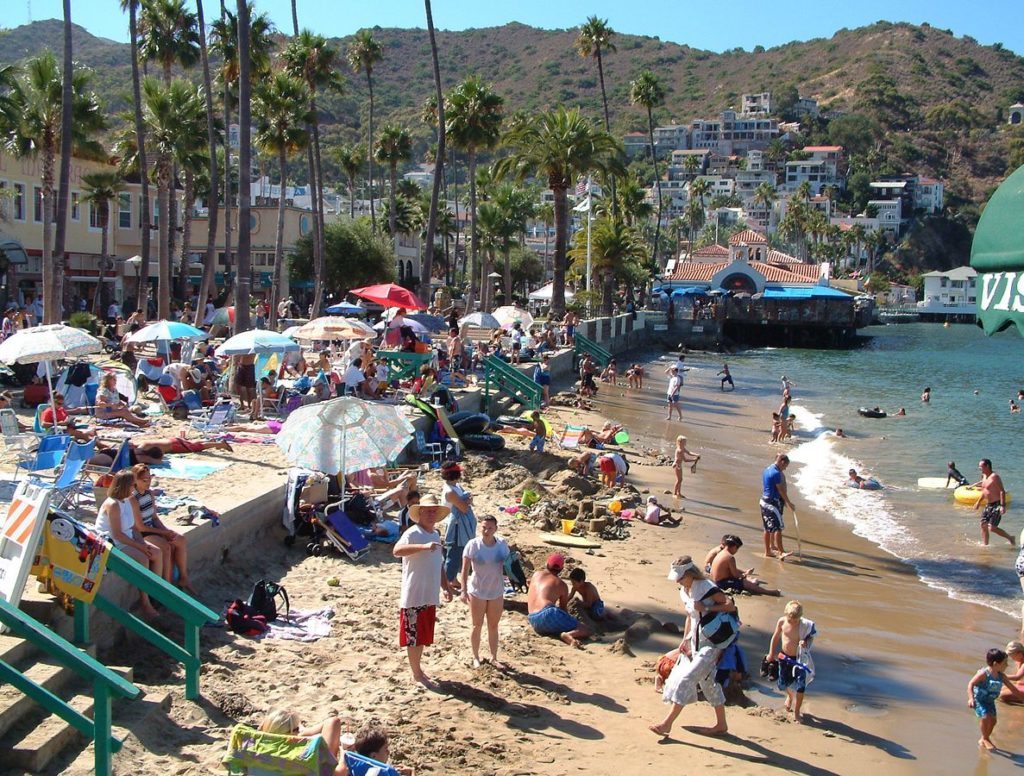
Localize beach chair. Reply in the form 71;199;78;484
559;424;586;450
51;438;97;509
0;408;37;453
223;723;338;776
343;751;402;776
15;434;72;480
191;400;236;434
320;507;371;562
414;430;443;464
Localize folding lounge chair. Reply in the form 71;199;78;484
559;424;586;450
191;401;235;433
0;408;37;453
223;723;338;776
414;430;443;464
51;438;97;509
321;507;371;562
15;434;72;480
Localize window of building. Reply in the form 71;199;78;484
118;193;132;229
71;192;80;221
33;186;43;223
13;183;25;221
89;202;102;229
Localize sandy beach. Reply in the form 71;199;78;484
23;350;1024;775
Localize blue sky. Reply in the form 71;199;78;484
10;0;1024;55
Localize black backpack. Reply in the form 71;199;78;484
248;579;289;621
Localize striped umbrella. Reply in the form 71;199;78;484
292;317;376;342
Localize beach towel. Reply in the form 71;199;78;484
224;724;338;776
218;432;277;445
257;608;334;642
150;457;232;480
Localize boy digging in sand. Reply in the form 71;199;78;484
766;600;816;722
568;568;608;621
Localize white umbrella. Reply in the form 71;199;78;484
0;324;102;422
459;312;500;329
281;325;303;339
492;305;534;330
275;396;415;500
126;320;208;344
293;316;376;342
215;330;300;356
373;317;428;335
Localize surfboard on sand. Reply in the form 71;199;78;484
918;477;956;489
539;533;602;549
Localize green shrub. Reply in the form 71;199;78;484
68;312;100;335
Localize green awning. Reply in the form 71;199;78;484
971;164;1024;336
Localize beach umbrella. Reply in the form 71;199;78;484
125;320;208;344
406;313;447;332
281;325;303;338
458;312;501;329
292;316;376;342
0;324;102;422
349;283;426;310
215;329;300;356
210;306;235;326
325;302;366;316
492;305;534;330
275;397;415;498
373;317;428;334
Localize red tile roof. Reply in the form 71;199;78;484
669;257;820;285
693;244;729;257
669;262;727;282
764;249;802;265
750;262;818;283
803;145;843;152
728;229;768;246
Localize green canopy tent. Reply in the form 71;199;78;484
971;164;1024;336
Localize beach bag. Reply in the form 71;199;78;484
697;586;739;647
340;493;377;526
225;599;268;635
247;579;289;621
503;549;528;592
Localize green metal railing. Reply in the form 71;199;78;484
482;355;542;411
0;597;140;776
376;351;434;382
573;333;612;368
73;547;219;701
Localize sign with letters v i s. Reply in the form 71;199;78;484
970;162;1024;337
0;482;52;633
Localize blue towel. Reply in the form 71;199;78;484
151;457;231;480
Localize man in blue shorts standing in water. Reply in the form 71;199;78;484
761;453;796;559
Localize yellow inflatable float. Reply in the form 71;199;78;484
954;485;1012;507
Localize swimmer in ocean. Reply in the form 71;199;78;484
946;461;969;488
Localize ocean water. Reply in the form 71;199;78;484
721;323;1024;618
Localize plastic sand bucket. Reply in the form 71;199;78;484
609;500;622;514
561;519;576;535
521;489;540;507
614;430;630;445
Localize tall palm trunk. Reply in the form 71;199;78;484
269;143;288;329
422;0;445;306
647;106;662;270
502;238;512;302
464;149;477;312
195;0;219;327
306;127;322;317
387;162;398;239
93;205;109;316
595;47;617;220
234;0;252;332
129;1;152;315
552;184;569;315
41;140;56;323
157;160;171;319
311;108;327;315
289;0;298;36
177;171;194;298
220;0;233;303
347;173;355;219
53;0;74;321
366;72;377;231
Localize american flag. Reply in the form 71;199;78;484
575;177;589;197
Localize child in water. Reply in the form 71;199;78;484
968;648;1024;750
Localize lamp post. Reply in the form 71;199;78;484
487;270;501;312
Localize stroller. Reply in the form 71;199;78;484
299;497;373;562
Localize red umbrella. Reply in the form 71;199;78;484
348;283;426;310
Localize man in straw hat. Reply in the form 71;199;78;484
393;494;455;685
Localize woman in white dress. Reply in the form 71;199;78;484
460;515;510;668
650;556;737;738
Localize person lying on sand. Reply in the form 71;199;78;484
579;422;624;447
569;567;608;621
710;535;780;596
527;554;591;648
258;709;348;776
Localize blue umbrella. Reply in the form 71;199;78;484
215;330;300;356
125;320;208;343
325;302;366;316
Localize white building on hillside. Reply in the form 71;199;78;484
653;124;690;154
919;266;977;313
742;92;772;116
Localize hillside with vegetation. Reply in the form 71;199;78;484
3;17;1023;273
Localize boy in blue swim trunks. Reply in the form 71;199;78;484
527;554;592;648
569;567;607;621
767;601;816;722
968;648;1024;750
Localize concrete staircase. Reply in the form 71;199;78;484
0;594;171;775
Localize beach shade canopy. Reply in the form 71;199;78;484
210;306;235;326
373;317;428;334
458;311;501;329
406;313;447;332
492;305;534;330
292;316;376;341
215;329;300;356
325;302;366;316
126;320;208;344
971;163;1024;336
0;324;103;421
527;282;573;302
275;397;415;492
349;283;426;310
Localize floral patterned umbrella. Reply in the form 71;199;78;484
275;397;415;495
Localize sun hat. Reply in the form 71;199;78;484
546;553;565;572
667;558;699;582
408;494;450;523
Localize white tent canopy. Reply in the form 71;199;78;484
528;283;574;302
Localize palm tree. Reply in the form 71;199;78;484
169;84;207;299
81;171;126;315
616;173;653;227
375;124;413;246
347;30;383;232
335;144;365;219
139;0;200;85
0;65;18;134
495;107;623;314
193;0;219;326
752;180;776;225
684;198;704;251
254;72;311;328
422;0;446;304
794;180;812;204
689;177;711;221
576;16;617;215
682;153;700;178
284;30;342;315
536;200;554;276
11;53;104;323
475;201;504;311
631;70;665;268
233;0;252;332
445;76;503;312
569;217;646;315
53;0;75;313
493;184;535;301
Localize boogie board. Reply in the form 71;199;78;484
539;532;602;549
917;477;957;489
